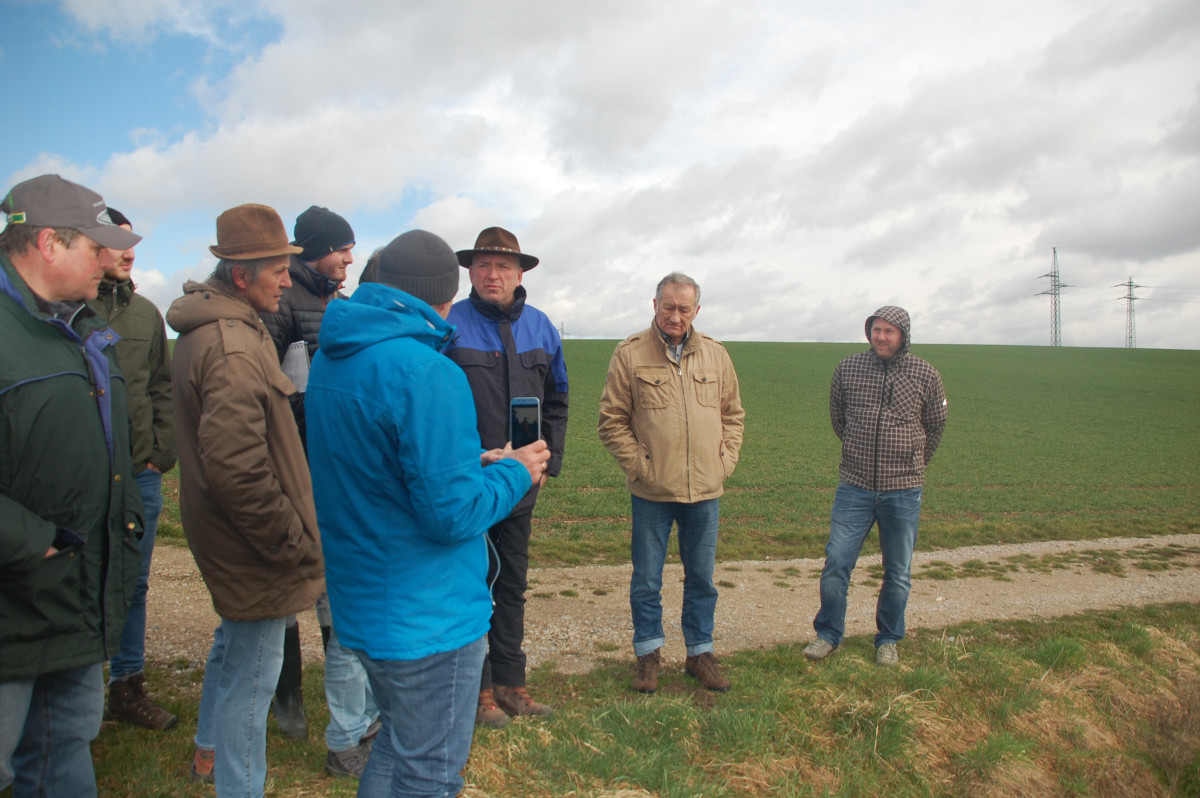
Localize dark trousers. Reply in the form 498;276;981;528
480;513;532;689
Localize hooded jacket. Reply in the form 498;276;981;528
830;305;947;491
166;280;324;621
305;282;532;660
90;278;175;474
445;285;569;515
598;322;745;503
1;254;142;681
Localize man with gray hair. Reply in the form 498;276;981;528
598;272;745;695
167;204;325;793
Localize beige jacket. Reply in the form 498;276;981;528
598;323;745;503
167;280;324;621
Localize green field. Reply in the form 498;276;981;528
532;341;1200;563
107;342;1200;797
159;341;1200;564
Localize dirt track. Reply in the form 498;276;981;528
146;534;1200;673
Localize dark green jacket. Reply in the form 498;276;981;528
90;279;176;473
0;253;142;681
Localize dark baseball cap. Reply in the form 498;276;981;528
1;174;141;250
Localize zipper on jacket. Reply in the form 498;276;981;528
871;358;889;491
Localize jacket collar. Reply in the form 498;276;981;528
467;284;527;322
291;255;341;299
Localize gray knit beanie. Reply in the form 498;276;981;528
375;230;460;306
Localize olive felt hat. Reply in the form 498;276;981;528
455;226;538;271
209;204;303;260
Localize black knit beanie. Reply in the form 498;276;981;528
292;205;355;262
376;230;460;306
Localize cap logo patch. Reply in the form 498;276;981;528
8;212;26;224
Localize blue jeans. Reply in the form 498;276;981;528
629;495;720;658
355;636;486;798
325;624;378;752
0;662;104;797
813;483;922;648
194;617;286;798
110;468;163;680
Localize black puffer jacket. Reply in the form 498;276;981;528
260;255;342;363
259;256;342;449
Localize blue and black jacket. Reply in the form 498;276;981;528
446;285;568;515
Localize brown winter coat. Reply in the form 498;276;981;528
598;322;745;503
166;280;324;621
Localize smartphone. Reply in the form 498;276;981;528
509;396;541;449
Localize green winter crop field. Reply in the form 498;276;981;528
158;340;1200;563
530;340;1200;564
102;341;1200;798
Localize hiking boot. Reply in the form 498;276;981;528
360;716;382;744
107;673;178;731
476;688;510;728
190;746;214;784
493;684;554;717
803;638;836;662
685;652;731;692
876;643;900;667
325;740;372;778
632;649;662;694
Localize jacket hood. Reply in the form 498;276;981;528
865;305;911;356
166;280;257;336
318;282;454;360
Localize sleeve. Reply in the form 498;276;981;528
399;357;532;545
146;309;176;472
829;364;847;441
597;343;640;480
719;349;746;478
922;368;947;464
541;331;569;477
196;350;307;565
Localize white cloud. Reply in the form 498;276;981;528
29;0;1200;348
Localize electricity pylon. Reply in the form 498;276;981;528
1116;277;1143;349
1038;247;1071;346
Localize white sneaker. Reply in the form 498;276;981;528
875;643;899;666
803;638;835;661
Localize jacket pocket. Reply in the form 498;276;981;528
691;370;719;407
635;368;672;409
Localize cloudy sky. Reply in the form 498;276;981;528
2;0;1198;348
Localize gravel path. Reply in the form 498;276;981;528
146;534;1200;673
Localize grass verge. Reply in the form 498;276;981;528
89;603;1200;797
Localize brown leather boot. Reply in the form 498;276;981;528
476;688;510;728
685;652;731;692
107;673;178;731
493;684;553;717
632;649;662;694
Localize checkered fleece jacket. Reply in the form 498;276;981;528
830;348;947;491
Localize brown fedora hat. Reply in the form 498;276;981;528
209;204;303;260
456;226;538;271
